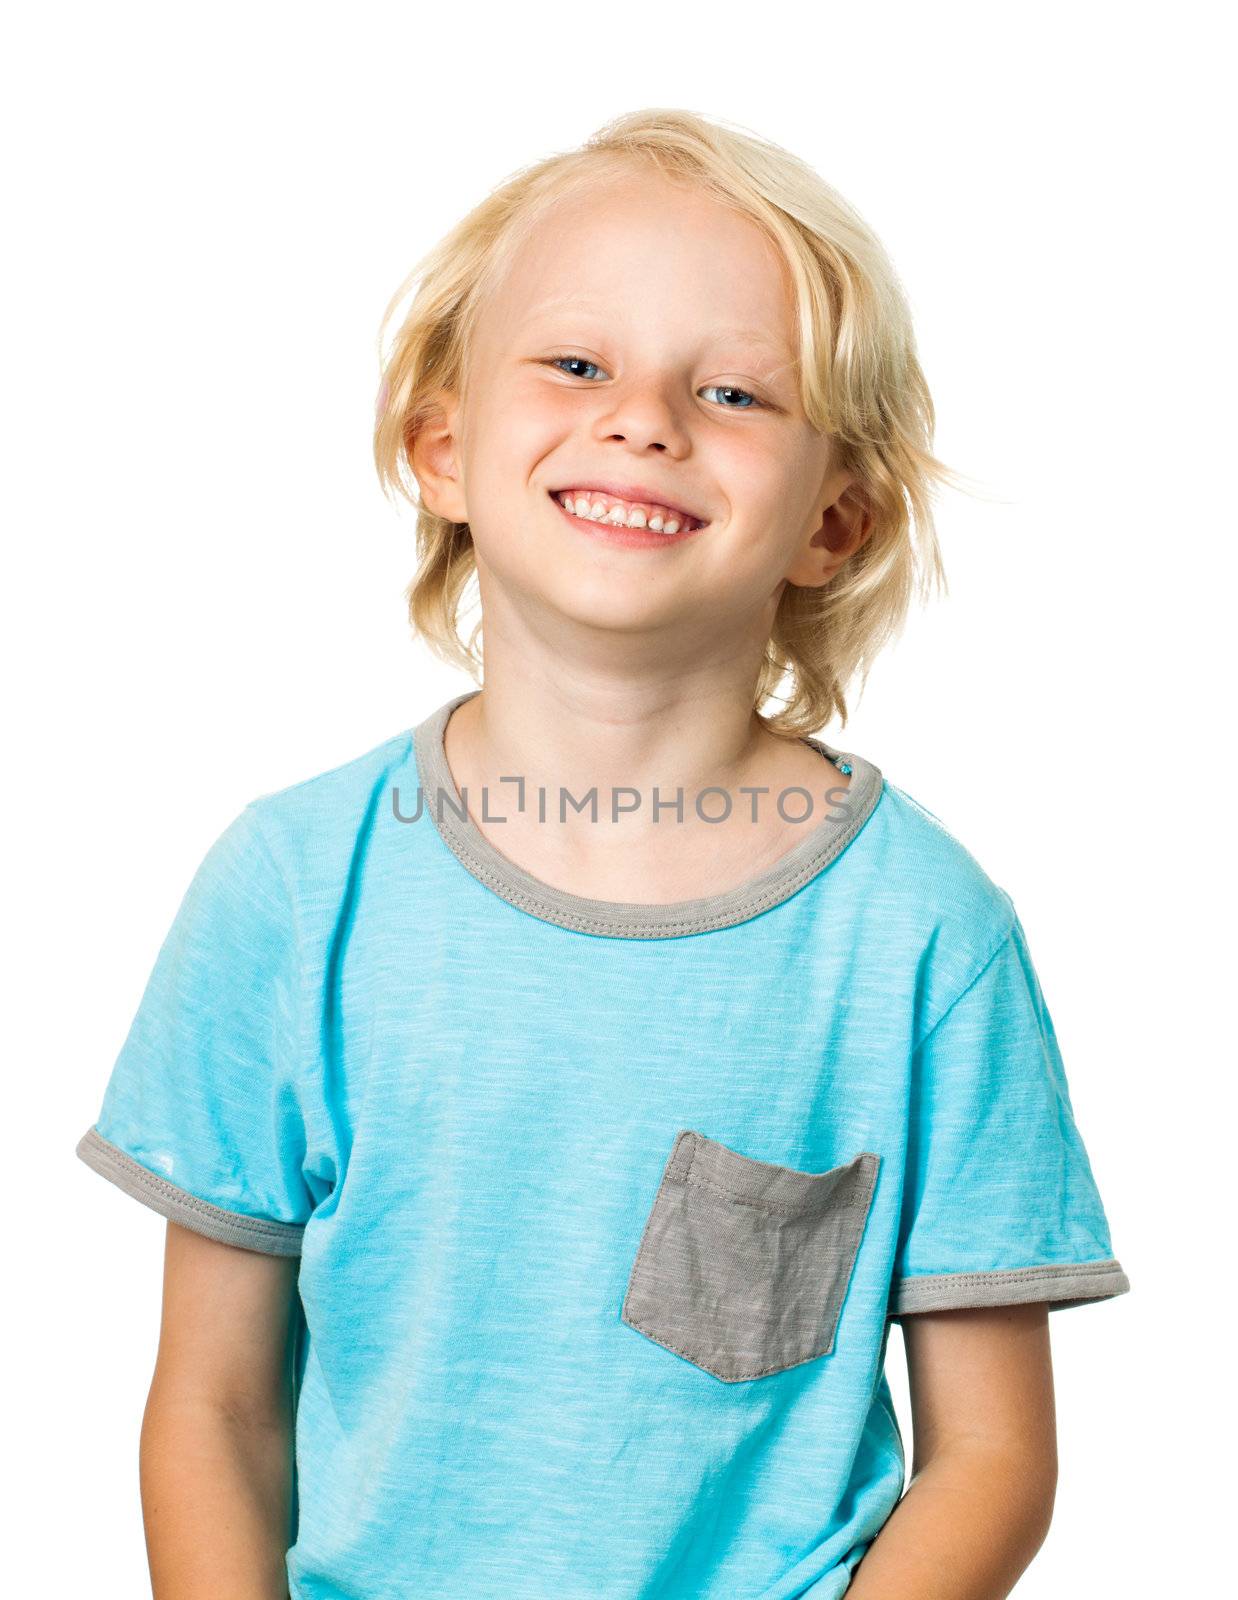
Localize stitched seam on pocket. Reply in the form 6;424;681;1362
622;1143;881;1382
677;1151;878;1218
683;1135;882;1212
677;1168;843;1217
622;1315;831;1382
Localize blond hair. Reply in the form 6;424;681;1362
373;107;970;736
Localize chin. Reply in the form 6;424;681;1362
536;567;691;631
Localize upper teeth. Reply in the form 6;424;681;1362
556;490;700;535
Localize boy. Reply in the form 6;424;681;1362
77;108;1129;1598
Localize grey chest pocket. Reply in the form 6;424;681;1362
620;1129;880;1383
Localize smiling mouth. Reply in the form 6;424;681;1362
547;489;709;536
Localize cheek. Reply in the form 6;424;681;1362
470;392;565;486
709;435;788;506
457;423;554;564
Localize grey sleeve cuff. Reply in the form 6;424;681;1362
888;1257;1130;1316
76;1127;306;1257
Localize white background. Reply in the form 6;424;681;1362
9;2;1232;1593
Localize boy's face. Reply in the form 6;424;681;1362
413;171;870;652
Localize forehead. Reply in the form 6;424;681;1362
475;174;798;363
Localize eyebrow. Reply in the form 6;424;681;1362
520;303;795;367
709;327;796;360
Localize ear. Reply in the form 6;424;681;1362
408;388;470;523
783;473;875;589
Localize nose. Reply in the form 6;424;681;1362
591;376;693;456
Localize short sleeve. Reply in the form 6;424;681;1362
888;911;1130;1317
75;804;313;1256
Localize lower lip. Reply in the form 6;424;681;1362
549;492;707;548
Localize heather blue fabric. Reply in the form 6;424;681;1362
77;702;1128;1599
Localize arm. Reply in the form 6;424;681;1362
140;1220;300;1600
848;1304;1058;1600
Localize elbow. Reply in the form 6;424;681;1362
919;1436;1059;1552
989;1438;1059;1554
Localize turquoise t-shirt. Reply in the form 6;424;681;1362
77;688;1130;1599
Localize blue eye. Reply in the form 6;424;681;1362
700;384;759;409
549;355;603;381
544;357;764;410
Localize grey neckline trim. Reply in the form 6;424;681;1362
411;689;884;940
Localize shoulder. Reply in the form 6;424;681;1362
868;776;1016;933
860;775;1020;1016
236;725;416;898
